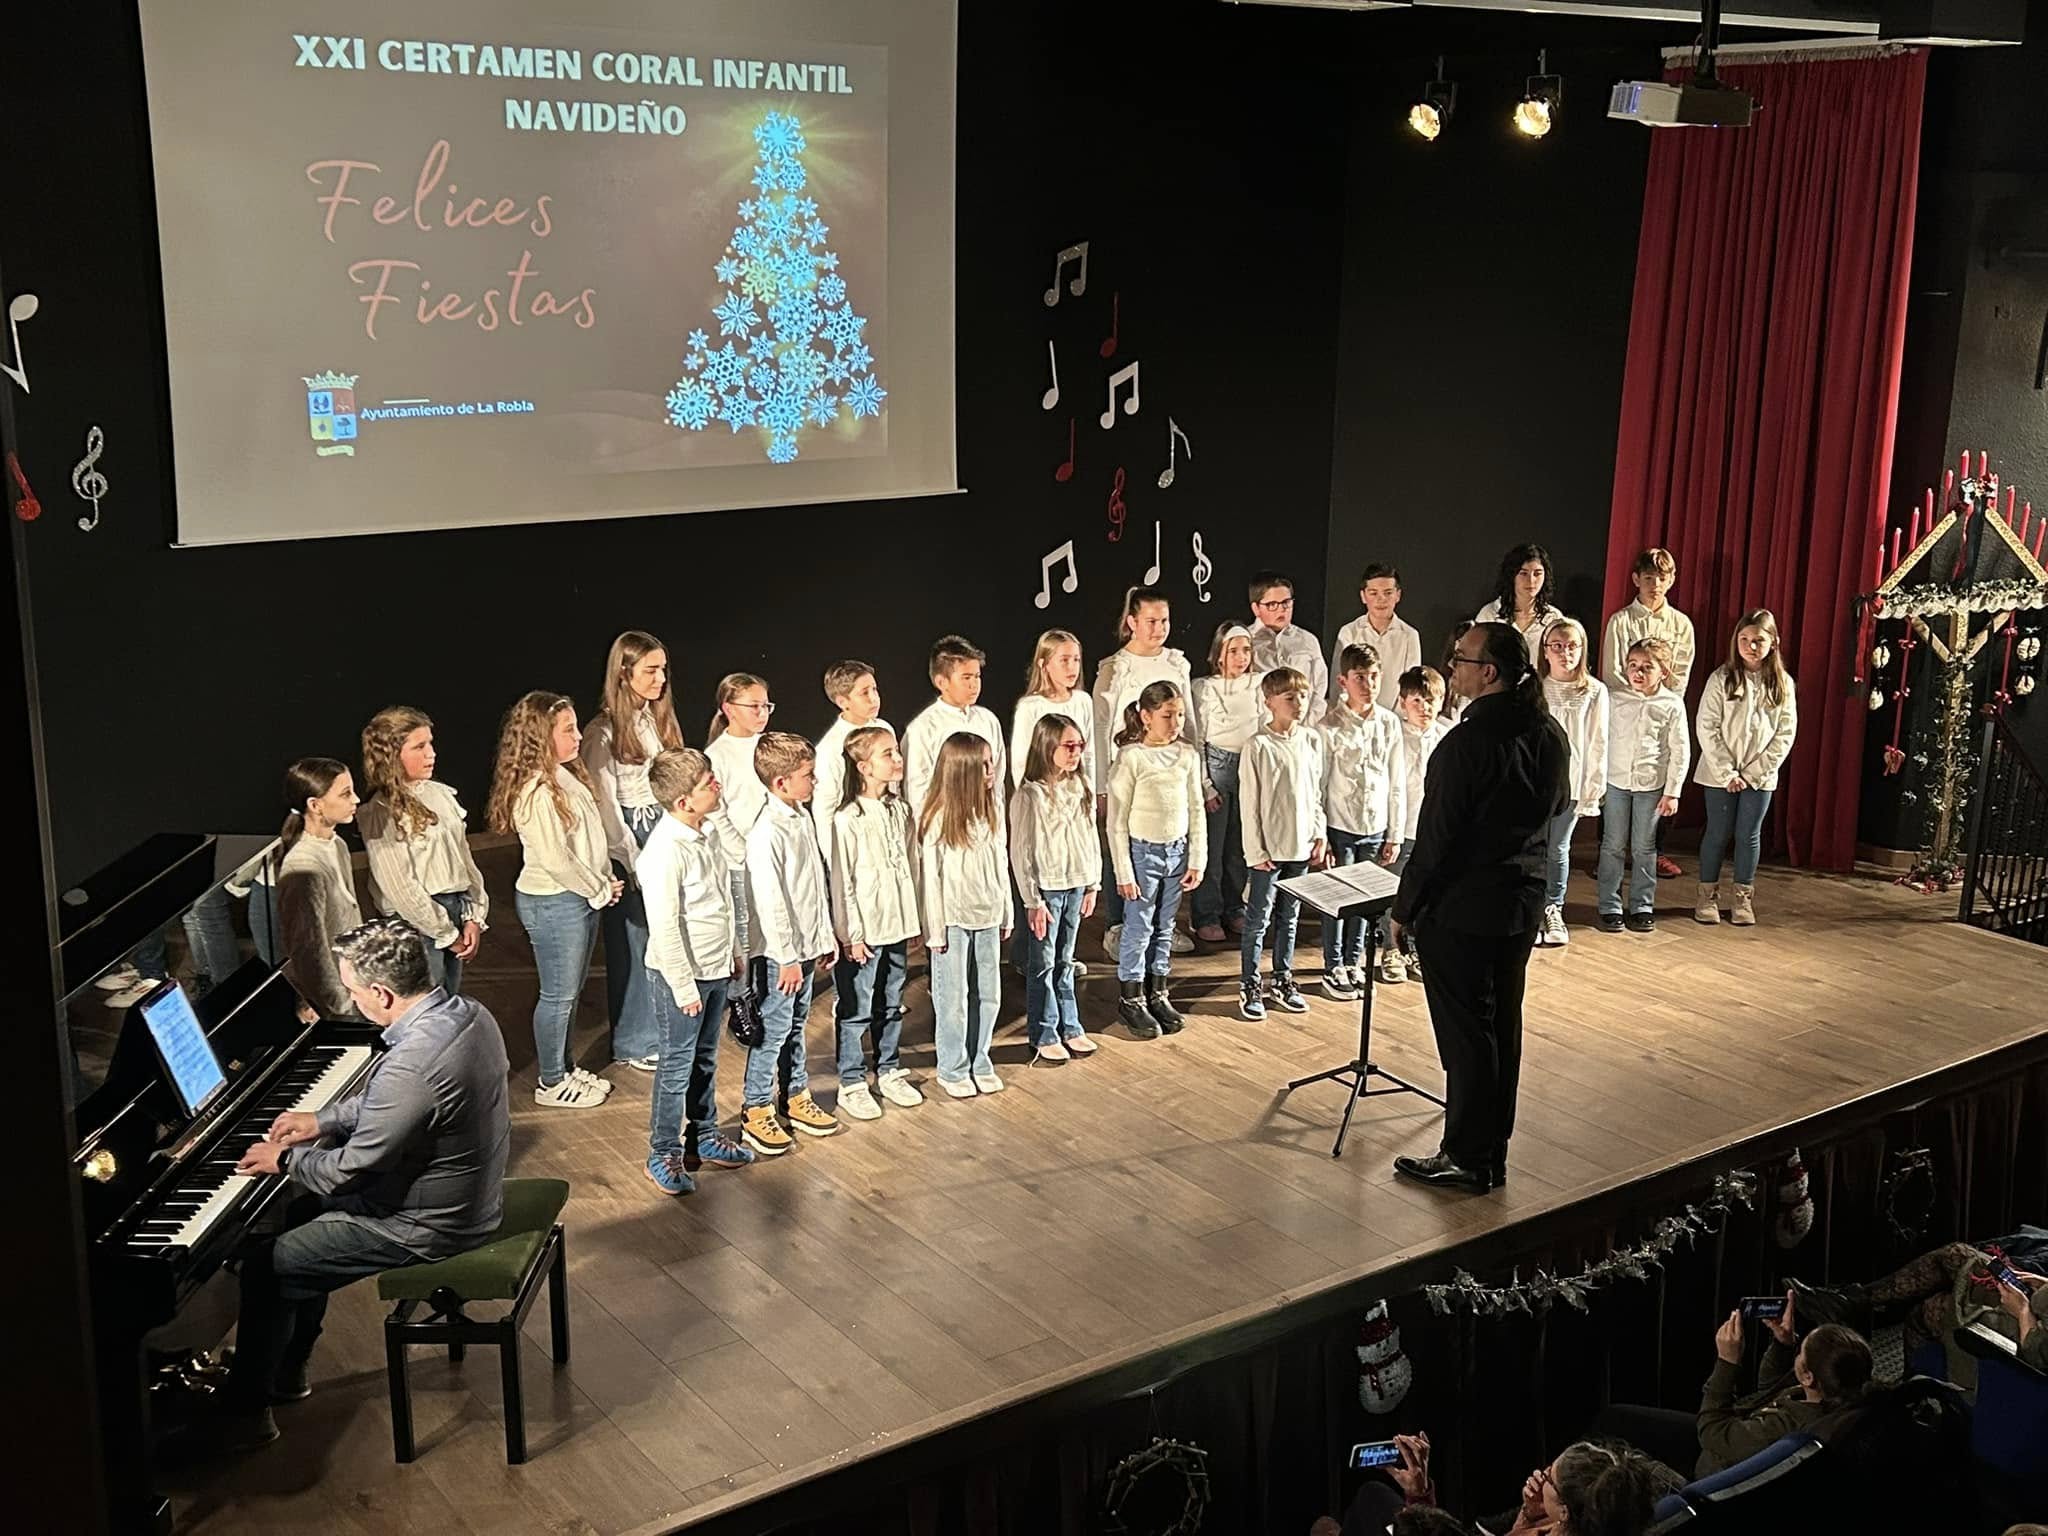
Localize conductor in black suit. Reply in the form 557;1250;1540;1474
1389;621;1569;1193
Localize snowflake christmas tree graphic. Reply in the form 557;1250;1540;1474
664;112;884;463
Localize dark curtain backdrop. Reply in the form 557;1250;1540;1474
680;1051;2048;1536
1605;49;1928;871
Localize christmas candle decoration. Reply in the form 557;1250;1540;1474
1978;450;1988;479
2035;520;2045;561
1910;504;1922;548
1944;467;1956;509
1891;527;1903;570
2006;485;2017;523
2022;502;2033;543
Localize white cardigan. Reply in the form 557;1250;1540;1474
1009;776;1099;905
1694;666;1798;791
1542;676;1611;815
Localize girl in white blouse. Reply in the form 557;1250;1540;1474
1189;623;1263;944
358;706;489;996
1108;680;1207;1037
918;734;1011;1098
1010;713;1100;1065
489;691;622;1109
828;726;925;1120
583;631;685;1072
1475;542;1566;665
1535;619;1609;948
276;756;363;1023
1009;628;1091;978
706;671;775;950
1693;610;1799;928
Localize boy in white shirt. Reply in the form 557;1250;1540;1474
1601;548;1696;880
1392;666;1450;981
1329;563;1422;709
639;749;755;1195
1320;644;1407;1002
902;635;1006;822
813;660;889;826
1597;639;1691;934
740;733;840;1156
1236;668;1326;1020
1248;571;1329;705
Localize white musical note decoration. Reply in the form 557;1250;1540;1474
1158;417;1192;489
1043;242;1089;307
1191;531;1212;602
1142;520;1161;584
2;292;39;394
71;426;108;532
1099;361;1140;429
1034;539;1079;609
1041;340;1059;411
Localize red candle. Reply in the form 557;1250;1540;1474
2023;502;2033;543
2007;485;2018;522
1979;450;1989;478
1945;467;1956;510
1910;506;1921;547
1891;527;1903;570
1875;537;1887;587
2036;521;2046;560
1960;451;1970;484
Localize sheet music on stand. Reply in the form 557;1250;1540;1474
1279;860;1399;916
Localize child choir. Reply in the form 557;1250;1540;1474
269;545;1799;1195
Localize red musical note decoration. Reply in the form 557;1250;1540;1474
1099;292;1120;360
1054;418;1075;483
1106;467;1127;542
7;452;40;522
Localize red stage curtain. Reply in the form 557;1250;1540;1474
1606;48;1927;870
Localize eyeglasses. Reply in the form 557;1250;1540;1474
730;700;776;715
1255;598;1295;611
1450;653;1488;669
1057;739;1087;751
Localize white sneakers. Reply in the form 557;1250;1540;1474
838;1083;883;1121
535;1074;610;1109
1540;905;1570;947
1377;951;1409;985
971;1070;1006;1094
877;1069;924;1108
1102;924;1123;962
1102;921;1192;958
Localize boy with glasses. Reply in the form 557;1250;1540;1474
1247;571;1328;705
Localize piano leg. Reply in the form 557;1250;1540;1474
94;1314;172;1533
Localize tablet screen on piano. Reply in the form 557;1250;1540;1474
140;981;228;1118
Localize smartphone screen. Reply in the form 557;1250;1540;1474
1739;1296;1788;1321
1349;1440;1402;1470
1989;1259;2034;1294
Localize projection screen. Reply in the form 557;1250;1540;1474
138;0;957;544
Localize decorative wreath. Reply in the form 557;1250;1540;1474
1100;1437;1211;1536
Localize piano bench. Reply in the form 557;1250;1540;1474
377;1177;570;1465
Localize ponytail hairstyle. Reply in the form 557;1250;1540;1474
1114;584;1172;647
599;630;683;766
360;705;437;839
1539;617;1592;691
1551;1440;1671;1536
1489;542;1556;621
841;725;899;815
1471;620;1545;712
917;732;1000;850
1724;608;1790;708
280;756;350;860
1021;628;1082;698
487;691;593;835
706;671;769;743
1116;679;1184;747
1207;622;1255;677
1021;710;1086;788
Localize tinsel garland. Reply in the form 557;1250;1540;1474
1421;1171;1759;1318
1876;579;2048;618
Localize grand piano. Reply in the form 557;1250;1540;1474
64;834;378;1533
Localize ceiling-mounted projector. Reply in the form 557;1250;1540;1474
1606;78;1755;127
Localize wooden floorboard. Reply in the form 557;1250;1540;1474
164;866;2048;1534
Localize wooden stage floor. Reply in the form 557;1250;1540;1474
165;866;2048;1534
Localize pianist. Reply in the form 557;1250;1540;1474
190;915;510;1453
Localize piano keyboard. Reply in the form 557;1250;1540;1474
124;1044;372;1253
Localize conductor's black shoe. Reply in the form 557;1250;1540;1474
272;1362;312;1403
159;1402;280;1462
1624;912;1655;933
1392;1152;1493;1193
1595;912;1626;933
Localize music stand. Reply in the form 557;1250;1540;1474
1278;863;1444;1159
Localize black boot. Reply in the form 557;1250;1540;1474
1144;977;1185;1034
1117;980;1160;1039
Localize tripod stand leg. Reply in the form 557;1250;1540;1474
1328;925;1379;1159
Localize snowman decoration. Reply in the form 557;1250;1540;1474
1357;1300;1413;1415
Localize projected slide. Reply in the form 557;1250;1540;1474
139;0;957;544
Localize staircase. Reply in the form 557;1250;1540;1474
1960;718;2048;946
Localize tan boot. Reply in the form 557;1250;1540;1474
1730;884;1756;926
742;1104;793;1156
1692;882;1721;924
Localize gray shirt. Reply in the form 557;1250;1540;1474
293;989;510;1258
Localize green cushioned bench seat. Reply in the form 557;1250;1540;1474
381;1176;571;1465
377;1178;569;1302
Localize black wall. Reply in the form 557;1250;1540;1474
1325;19;1660;665
3;0;1355;886
1860;27;2048;853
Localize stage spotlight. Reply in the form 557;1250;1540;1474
1515;50;1562;139
1409;58;1456;142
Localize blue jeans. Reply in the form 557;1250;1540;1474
1322;828;1387;968
227;1192;420;1411
1119;837;1188;981
742;955;812;1108
1597;786;1663;915
428;890;467;997
1543;805;1582;910
1699;786;1773;885
834;940;908;1084
1192;747;1247;927
248;881;282;967
600;808;662;1062
930;924;1000;1083
516;888;599;1086
185;886;242;994
1023;888;1085;1046
650;977;728;1159
1243;858;1309;981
